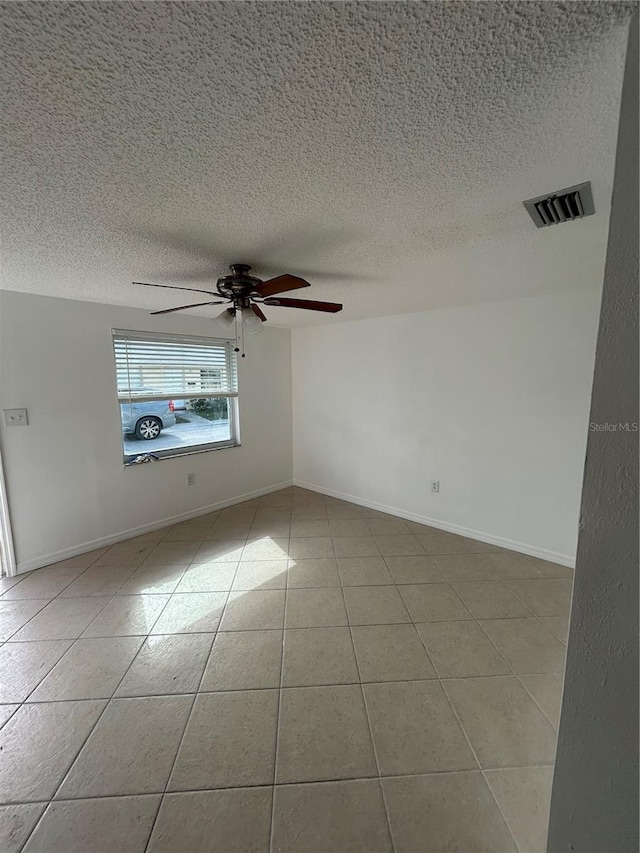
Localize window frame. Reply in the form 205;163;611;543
112;329;241;465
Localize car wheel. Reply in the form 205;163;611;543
135;417;162;440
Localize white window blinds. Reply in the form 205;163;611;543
113;330;238;403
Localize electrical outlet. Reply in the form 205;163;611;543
187;473;196;486
430;480;440;493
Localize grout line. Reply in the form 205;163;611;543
268;561;287;853
335;539;397;853
142;553;243;853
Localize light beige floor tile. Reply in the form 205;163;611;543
398;583;472;622
0;700;106;802
285;588;348;628
259;491;292;507
220;589;285;630
416;621;510;678
30;637;144;701
207;522;253;539
2;567;86;600
326;504;372;519
364;680;476;775
282;627;359;687
486;766;554;853
174;560;237;592
116;633;214;696
249;522;292;539
164;520;213;541
482;553;546;580
45;548;110;570
506;579;573;616
272;779;392;853
200;630;283;691
0;599;51;641
384;555;445;584
0;574;25;594
0;804;46;853
374;534;426;556
0;705;19;728
328;519;371;536
366;518;411;535
0;639;73;702
444;677;558;767
431;554;500;582
83;595;169;637
332;536;381;558
12;597;112;641
232;560;288;590
149;592;226;634
169;690;278;790
337;556;394;586
481;618;567;674
286;558;340;588
383;771;516;853
287;537;334;560
254;507;291;523
276;684;377;783
57;695;192;798
527;557;574;579
418;532;498;555
148;788;272;853
93;548;152;570
352;624;436;682
59;566;137;598
118;563;188;595
453;582;533;618
191;540;245;564
145;541;202;565
23;795;161;853
541;615;570;643
343;585;411;625
242;537;290;561
520;674;564;727
291;507;328;521
290;519;331;538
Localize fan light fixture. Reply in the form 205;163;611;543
135;263;343;358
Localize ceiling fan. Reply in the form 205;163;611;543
134;263;342;355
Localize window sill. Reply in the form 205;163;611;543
123;442;241;467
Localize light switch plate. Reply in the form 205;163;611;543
3;408;28;427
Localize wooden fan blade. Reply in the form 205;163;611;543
150;300;227;316
251;304;267;322
263;297;342;313
134;281;219;297
253;274;311;298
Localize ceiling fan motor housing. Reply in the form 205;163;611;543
216;264;262;306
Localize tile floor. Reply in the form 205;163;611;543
0;487;573;852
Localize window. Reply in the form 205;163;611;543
113;330;239;464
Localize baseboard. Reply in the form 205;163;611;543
16;480;294;574
293;479;576;568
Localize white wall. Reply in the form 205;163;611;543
292;290;601;564
0;291;292;571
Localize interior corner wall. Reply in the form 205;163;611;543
547;14;639;852
0;290;293;572
292;289;602;564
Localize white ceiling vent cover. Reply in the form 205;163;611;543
523;182;595;228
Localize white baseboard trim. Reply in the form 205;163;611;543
16;480;294;574
293;479;576;568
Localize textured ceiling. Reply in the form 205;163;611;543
0;1;634;327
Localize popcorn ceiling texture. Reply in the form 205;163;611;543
0;1;634;326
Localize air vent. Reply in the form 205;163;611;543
523;182;595;228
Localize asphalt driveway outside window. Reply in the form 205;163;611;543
123;410;231;455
